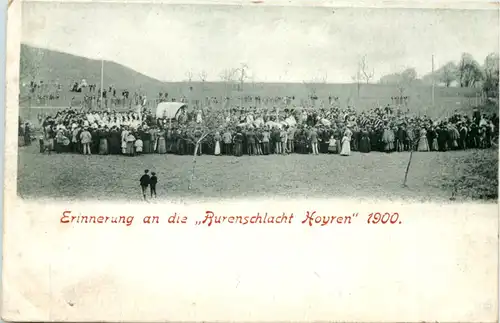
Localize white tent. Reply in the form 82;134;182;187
155;102;187;119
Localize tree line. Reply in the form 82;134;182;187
378;52;499;97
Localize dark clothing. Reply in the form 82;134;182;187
396;128;406;152
140;174;150;187
459;127;468;149
359;131;371;153
438;128;449;152
234;133;244;157
150;176;157;197
246;131;256;155
427;129;437;151
351;130;359;152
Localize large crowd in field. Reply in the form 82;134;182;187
19;96;498;157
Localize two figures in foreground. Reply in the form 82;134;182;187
139;169;158;200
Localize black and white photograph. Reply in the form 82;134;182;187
4;2;499;322
17;2;499;201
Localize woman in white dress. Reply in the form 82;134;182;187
214;131;221;156
340;134;351;156
417;127;430;152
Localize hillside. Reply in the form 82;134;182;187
20;44;168;95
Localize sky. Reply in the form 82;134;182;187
21;2;499;83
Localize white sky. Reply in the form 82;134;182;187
21;2;499;83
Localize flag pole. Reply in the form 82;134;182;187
431;54;435;107
100;59;104;111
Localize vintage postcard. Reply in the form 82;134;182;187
3;0;499;321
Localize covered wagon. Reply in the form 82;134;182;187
155;102;187;120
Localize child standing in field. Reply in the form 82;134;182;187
80;127;92;155
135;135;144;156
139;169;150;200
150;172;158;198
328;135;337;154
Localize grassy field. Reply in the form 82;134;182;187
17;143;498;202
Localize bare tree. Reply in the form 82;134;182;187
198;70;208;94
185;70;194;83
219;68;237;83
317;71;328;84
199;70;208;83
303;80;317;99
303;70;327;103
234;63;249;92
219;68;237;99
180;110;226;190
360;55;375;84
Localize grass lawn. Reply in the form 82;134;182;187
17;143;498;202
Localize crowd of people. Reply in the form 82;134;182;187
20;99;498;157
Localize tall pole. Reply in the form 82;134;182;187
100;59;104;111
431;54;435;107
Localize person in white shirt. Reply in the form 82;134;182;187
196;109;203;123
134;137;143;155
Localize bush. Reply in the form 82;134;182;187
448;149;498;200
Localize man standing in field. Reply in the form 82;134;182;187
222;129;232;155
139;169;151;200
150;172;158;199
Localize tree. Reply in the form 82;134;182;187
198;70;208;94
437;62;458;87
304;71;327;103
458;53;483;87
234;63;249;92
182;109;227;190
199;70;208;83
378;67;417;99
379;73;402;85
401;68;417;84
483;52;499;97
396;68;417;96
185;70;194;83
319;71;328;84
360;55;375;84
219;68;237;99
420;61;458;87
